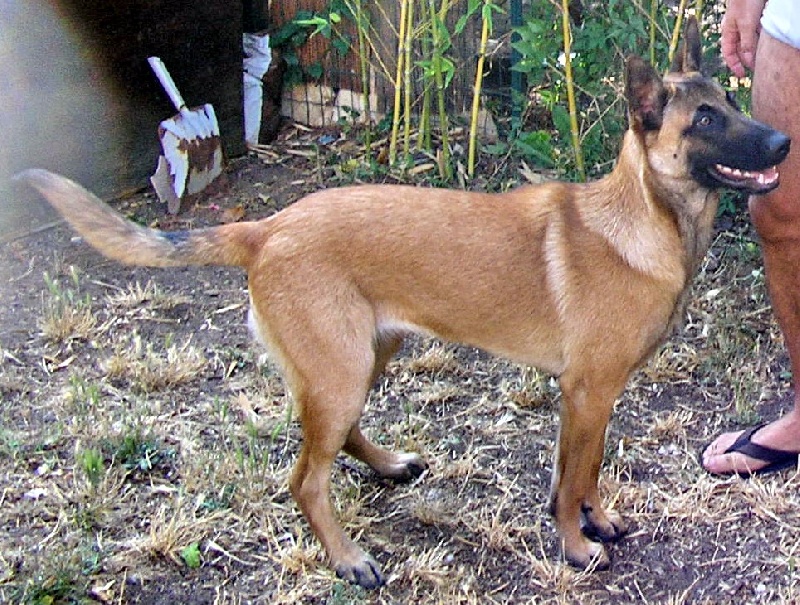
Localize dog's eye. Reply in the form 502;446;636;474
693;105;719;129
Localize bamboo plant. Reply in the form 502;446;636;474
560;0;585;181
428;0;452;179
467;0;498;177
389;0;410;164
402;0;415;160
353;0;372;151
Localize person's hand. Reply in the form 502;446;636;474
721;0;767;77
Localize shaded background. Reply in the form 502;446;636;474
1;0;246;240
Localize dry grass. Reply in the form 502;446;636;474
38;267;97;343
103;334;207;393
3;155;800;603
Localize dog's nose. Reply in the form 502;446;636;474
766;131;791;159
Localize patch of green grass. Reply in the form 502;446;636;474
98;427;175;479
15;572;83;605
11;549;100;605
180;542;202;569
65;374;101;416
198;484;236;513
75;448;105;488
328;580;369;604
0;428;22;460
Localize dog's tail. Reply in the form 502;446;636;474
18;169;260;269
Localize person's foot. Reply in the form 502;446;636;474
701;420;800;476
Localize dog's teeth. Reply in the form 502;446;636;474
716;164;780;187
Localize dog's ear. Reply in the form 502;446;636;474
670;16;702;74
625;55;667;132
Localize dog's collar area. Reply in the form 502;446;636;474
711;163;780;193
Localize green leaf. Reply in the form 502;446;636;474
294;15;327;28
454;14;470;36
514;130;555;167
306;62;324;80
181;542;202;569
332;35;350;55
441;57;456;89
454;0;482;35
551;104;572;138
483;142;509;155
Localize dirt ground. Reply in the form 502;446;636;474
2;127;800;604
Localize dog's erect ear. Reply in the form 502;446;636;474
625;55;667;132
670;16;702;74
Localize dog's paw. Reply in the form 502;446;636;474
581;506;628;543
564;538;611;571
380;452;428;483
334;553;385;589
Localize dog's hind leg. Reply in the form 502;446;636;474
288;361;388;588
550;370;628;569
343;334;428;481
258;295;388;588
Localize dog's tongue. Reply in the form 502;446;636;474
716;163;780;188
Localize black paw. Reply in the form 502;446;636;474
383;453;428;483
580;507;627;543
335;557;385;589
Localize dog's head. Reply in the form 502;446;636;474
625;16;790;195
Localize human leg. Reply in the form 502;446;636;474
702;31;800;475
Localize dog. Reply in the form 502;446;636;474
20;17;790;588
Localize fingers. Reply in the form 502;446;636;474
720;2;764;77
721;28;749;78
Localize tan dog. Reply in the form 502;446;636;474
20;18;790;588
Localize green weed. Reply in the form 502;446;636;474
76;448;105;488
180;542;202;569
99;427;175;478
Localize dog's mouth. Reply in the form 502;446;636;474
710;163;781;194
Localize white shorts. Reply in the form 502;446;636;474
762;0;800;50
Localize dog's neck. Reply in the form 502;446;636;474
575;132;686;284
600;130;717;279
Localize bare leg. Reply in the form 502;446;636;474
703;31;800;474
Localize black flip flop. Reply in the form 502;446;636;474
702;424;799;478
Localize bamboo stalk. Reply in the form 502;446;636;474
560;0;585;181
389;0;409;165
402;0;415;160
429;0;451;179
343;0;397;83
649;0;658;66
418;35;432;151
468;1;491;177
354;0;372;151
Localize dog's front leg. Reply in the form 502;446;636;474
549;372;627;569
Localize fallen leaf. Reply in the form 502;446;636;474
408;163;435;176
